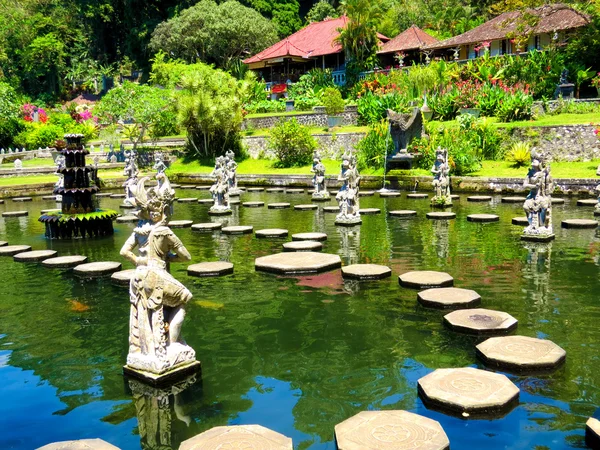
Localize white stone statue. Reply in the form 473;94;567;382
209;156;231;215
431;147;452;207
224;150;242;196
523;151;554;241
153;152;167;174
123;150;139;206
110;154;117;163
14;158;22;170
311;151;330;200
335;150;361;225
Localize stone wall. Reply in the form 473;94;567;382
242;106;358;130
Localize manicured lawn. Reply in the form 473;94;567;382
430;112;599;130
0;169;131;187
471;160;600;178
0;158;57;168
243;125;368;137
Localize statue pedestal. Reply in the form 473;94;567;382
387;152;415;170
335;216;362;226
312;192;330;201
208;207;232;216
124;360;201;387
521;233;555;243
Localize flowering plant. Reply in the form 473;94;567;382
22;103;48;123
591;73;600;89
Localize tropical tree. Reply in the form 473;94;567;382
306;0;339;23
0;82;23;148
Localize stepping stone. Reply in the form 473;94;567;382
198;199;214;204
14;250;57;262
73;261;122;278
188;261;234;277
0;241;7;246
467;214;499;223
444;308;518;335
283;240;322;252
286;188;304;194
208;209;232;216
222;225;253;235
110;193;126;198
561;219;598;229
586;417;600;449
294;204;317;210
389;210;417;218
266;187;285;192
467;195;492;202
243;201;265;207
552;198;565;204
399;271;453;289
512;217;528;226
41;209;61;214
195;185;211;190
12;197;32;202
192;223;222;232
418;367;519;417
116;215;138;223
179;185;195;189
379;191;401;197
501;196;526;203
0;245;32;256
577;199;597;206
256;251;341;274
119;203;136;209
358;191;375;196
168;220;193;228
292;232;327;241
476;335;566;372
179;425;292;450
111;269;135;286
95;193;112;197
178;197;197;203
417;287;481;309
268;202;291;209
41;195;57;200
450;195;460;200
38;439;120;450
246;187;264;192
2;211;28;217
407;193;428;199
256;228;288;238
358;208;380;215
42;255;88;268
229;199;240;205
323;206;339;213
426;212;456;220
335;410;449;450
171;184;181;188
342;264;391;280
0;199;3;204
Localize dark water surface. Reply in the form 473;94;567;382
1;189;599;449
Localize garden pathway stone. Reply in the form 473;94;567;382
111;269;135;286
38;438;120;450
177;198;197;203
467;195;492;202
389;210;417;217
42;255;88;268
467;214;499;223
12;197;32;202
512;217;529;226
74;261;122;278
323;206;339;212
426;212;455;220
179;425;292;450
292;232;327;241
379;191;401;197
110;193;126;198
266;187;285;192
501;196;526;203
561;219;598;229
255;252;341;274
294;204;318;210
188;262;234;277
256;228;288;238
246;187;264;192
577;199;597;206
268;202;291;209
407;193;429;199
0;241;7;246
417;287;481;309
14;249;57;262
358;191;375;196
2;211;28;217
286;188;304;194
283;241;322;252
0;245;32;256
197;199;214;204
222;225;253;235
586;417;600;449
117;215;138;223
342;264;391;280
399;271;453;289
444;308;518;335
192;223;222;232
168;220;193;228
243;201;264;207
358;208;380;215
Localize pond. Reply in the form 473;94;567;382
0;189;599;449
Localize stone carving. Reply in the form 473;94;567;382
224;150;242;196
120;175;199;381
335;150;361;225
54;155;66;202
431;147;452;207
153;152;167;174
209;156;231;215
123;150;139;206
110;154;117;163
14;158;22;170
522;152;554;241
311;151;330;200
386;107;423;169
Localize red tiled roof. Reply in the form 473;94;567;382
426;3;590;50
378;25;438;54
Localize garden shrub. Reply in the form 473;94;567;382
322;87;345;116
496;91;533;122
506;142;531;167
357;91;411;125
14;123;64;148
0;82;24;148
268;118;317;167
245;99;286;114
356;119;394;170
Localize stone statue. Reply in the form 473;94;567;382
224;150;242;196
14;158;22;170
431;147;452;207
123;150;139;206
110;154;117;163
54;155;66;202
311;151;330;200
120;175;199;381
522;151;554;241
335;150;361;225
153;152;167;174
386;107;423;169
209;156;232;215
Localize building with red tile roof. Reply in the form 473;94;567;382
377;25;438;67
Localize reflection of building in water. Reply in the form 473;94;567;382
522;241;552;306
432;220;450;259
338;226;360;266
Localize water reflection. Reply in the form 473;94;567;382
337;225;360;266
522;241;552;307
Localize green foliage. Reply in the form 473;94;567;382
322;87;345;116
357;91;412;125
356;119;393;170
286;69;334;110
306;0;339;23
496;90;533;122
14;123;63;149
245;100;286;114
0;82;23;147
268;118;317;167
506;141;531;167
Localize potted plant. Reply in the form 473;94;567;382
322;87;345;128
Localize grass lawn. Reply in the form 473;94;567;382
471;160;600;178
430;112;599;130
243;125;368;137
0;169;133;187
246;110;317;119
0;158;57;169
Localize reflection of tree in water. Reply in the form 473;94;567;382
522;241;552;307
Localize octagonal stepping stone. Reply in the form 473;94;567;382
444;308;517;335
229;199;240;205
256;251;341;274
577;199;597;206
358;190;375;197
247;187;264;192
323;206;339;213
418;287;481;309
268;202;291;209
110;193;126;198
399;271;453;289
586;417;600;449
467;214;499;223
42;255;88;269
418;367;519;417
179;425;292;450
256;228;288;238
476;335;566;372
0;245;32;256
243;201;265;208
95;193;112;197
283;240;322;252
450;195;460;200
286;188;304;194
501;196;526;203
561;219;598;229
14;249;57;262
426;212;456;220
117;215;138;223
222;225;253;235
379;191;401;197
552;198;565;204
188;261;234;277
41;208;61;214
2;211;28;217
41;195;58;200
390;210;417;218
208;208;232;216
292;232;327;241
266;187;285;192
512;217;528;226
192;222;222;232
407;193;429;199
0;199;3;204
198;199;214;204
358;208;380;215
0;241;7;247
170;184;181;188
168;220;193;228
294;204;317;210
179;185;195;189
178;197;197;203
334;410;449;450
467;195;492;202
12;197;32;202
119;203;136;209
342;264;391;280
111;269;135;286
195;185;211;190
38;438;120;450
73;261;122;278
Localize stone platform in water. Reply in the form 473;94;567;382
323;206;339;213
168;220;193;228
247;187;264;192
426;212;456;220
192;223;222;232
41;195;58;201
418;367;519;417
512;217;528;226
444;308;517;335
467;195;492;202
476;335;566;372
399;271;453;289
335;217;362;226
467;214;499;223
266;187;285;192
389;210;417;218
95;193;112;197
418;287;481;309
179;185;195;189
2;211;28;217
38;438;120;450
552;198;565;204
42;255;88;268
177;197;197;203
119;203;135;209
14;250;57;262
0;245;32;256
195;185;210;190
358;190;375;196
0;241;7;247
179;425;293;450
294;204;318;210
111;269;135;286
358;208;381;215
73;261;122;278
256;251;341;274
41;208;61;214
256;228;288;238
521;233;555;242
116;215;138;223
243;201;264;208
197;199;214;204
561;219;598;229
334;410;450;450
586;417;600;449
379;191;401;197
286;188;304;194
577;199;597;206
283;240;322;252
222;225;253;235
407;193;429;199
12;197;32;202
109;193;126;199
188;261;234;277
268;202;291;209
342;264;391;280
208;208;232;216
292;232;327;241
501;196;526;203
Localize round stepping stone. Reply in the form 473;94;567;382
577;199;597;206
389;210;417;218
268;202;291;209
501;196;526;203
444;308;518;335
286;188;304;194
0;241;7;247
0;245;32;256
179;425;293;450
2;211;28;217
417;287;481;309
342;264;391;280
266;187;285;192
379;191;401;197
467;195;492;202
283;240;322;252
111;269;135;286
198;198;214;204
586;417;600;449
41;195;57;200
192;222;222;232
222;225;253;235
512;217;528;226
12;197;32;202
195;185;211;190
551;197;565;204
178;197;197;203
407;193;429;199
426;212;456;220
399;271;453;289
561;219;598;229
110;193;126;198
42;255;88;268
188;261;234;277
14;250;57;262
358;208;380;215
95;193;112;197
292;232;327;241
418;367;519;416
467;214;499;223
256;251;341;274
323;206;339;213
358;190;375;196
41;208;61;214
119;203;136;209
73;261;122;278
168;220;193;228
179;185;195;189
294;204;317;210
335;410;450;450
476;335;566;372
117;215;138;223
243;201;265;208
256;228;288;238
247;187;264;192
39;439;120;450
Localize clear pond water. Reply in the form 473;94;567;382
1;189;599;449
